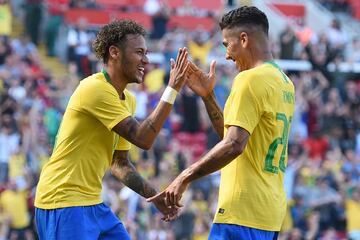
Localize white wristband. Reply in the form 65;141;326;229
161;86;178;104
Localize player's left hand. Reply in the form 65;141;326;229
147;177;189;209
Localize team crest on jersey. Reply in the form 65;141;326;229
218;208;225;214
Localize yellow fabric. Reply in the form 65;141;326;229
193;233;208;240
35;72;136;209
0;4;12;36
188;40;212;66
0;190;29;229
9;154;26;178
346;199;360;231
214;62;295;231
281;203;293;232
144;68;165;93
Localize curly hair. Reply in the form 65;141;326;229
92;20;147;63
219;6;269;35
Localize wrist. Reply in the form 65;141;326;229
168;83;180;92
201;91;215;101
161;86;178;104
179;169;191;185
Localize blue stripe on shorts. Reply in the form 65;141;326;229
35;203;130;240
209;223;278;240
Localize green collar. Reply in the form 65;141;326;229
264;60;289;83
101;68;111;83
102;68;127;100
264;60;280;69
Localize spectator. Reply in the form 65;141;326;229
345;186;360;240
279;24;297;60
44;0;69;57
67;17;94;77
0;179;34;240
24;0;43;45
0;0;12;38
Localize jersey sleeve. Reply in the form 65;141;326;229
115;136;132;151
224;74;262;134
80;82;132;131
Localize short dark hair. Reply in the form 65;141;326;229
219;6;269;35
92;20;147;63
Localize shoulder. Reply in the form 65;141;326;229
79;73;117;96
233;68;266;94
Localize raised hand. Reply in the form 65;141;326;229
168;47;189;91
186;60;216;98
147;176;189;209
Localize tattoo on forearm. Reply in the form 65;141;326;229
145;118;157;133
122;170;156;198
112;151;156;198
203;93;224;137
205;95;223;121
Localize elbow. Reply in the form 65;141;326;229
231;147;244;158
228;139;245;158
141;144;152;151
136;141;152;150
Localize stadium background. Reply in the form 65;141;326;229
1;0;360;239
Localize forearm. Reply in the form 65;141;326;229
114;100;174;150
179;137;243;184
111;163;157;198
136;101;173;149
202;91;224;139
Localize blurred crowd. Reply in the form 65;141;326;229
1;0;360;239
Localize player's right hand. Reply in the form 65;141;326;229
150;194;180;222
186;60;216;98
168;47;189;91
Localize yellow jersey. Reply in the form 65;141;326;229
0;190;30;229
346;199;360;232
35;72;135;209
0;4;12;36
214;61;295;231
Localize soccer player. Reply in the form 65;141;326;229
34;20;189;239
148;6;295;240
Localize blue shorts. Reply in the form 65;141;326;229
35;203;130;240
209;223;278;240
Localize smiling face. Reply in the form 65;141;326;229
222;27;249;71
119;34;149;84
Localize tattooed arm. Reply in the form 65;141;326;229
202;91;224;139
186;60;223;138
113;48;188;150
113;101;172;150
147;126;249;206
111;150;156;198
111;150;179;219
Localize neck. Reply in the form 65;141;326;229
244;34;273;69
254;49;273;66
249;40;273;69
103;63;127;99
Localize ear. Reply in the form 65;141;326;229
239;32;249;48
109;45;121;60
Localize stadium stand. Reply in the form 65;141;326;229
1;0;360;239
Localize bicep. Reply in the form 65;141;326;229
112;116;140;144
223;126;250;154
